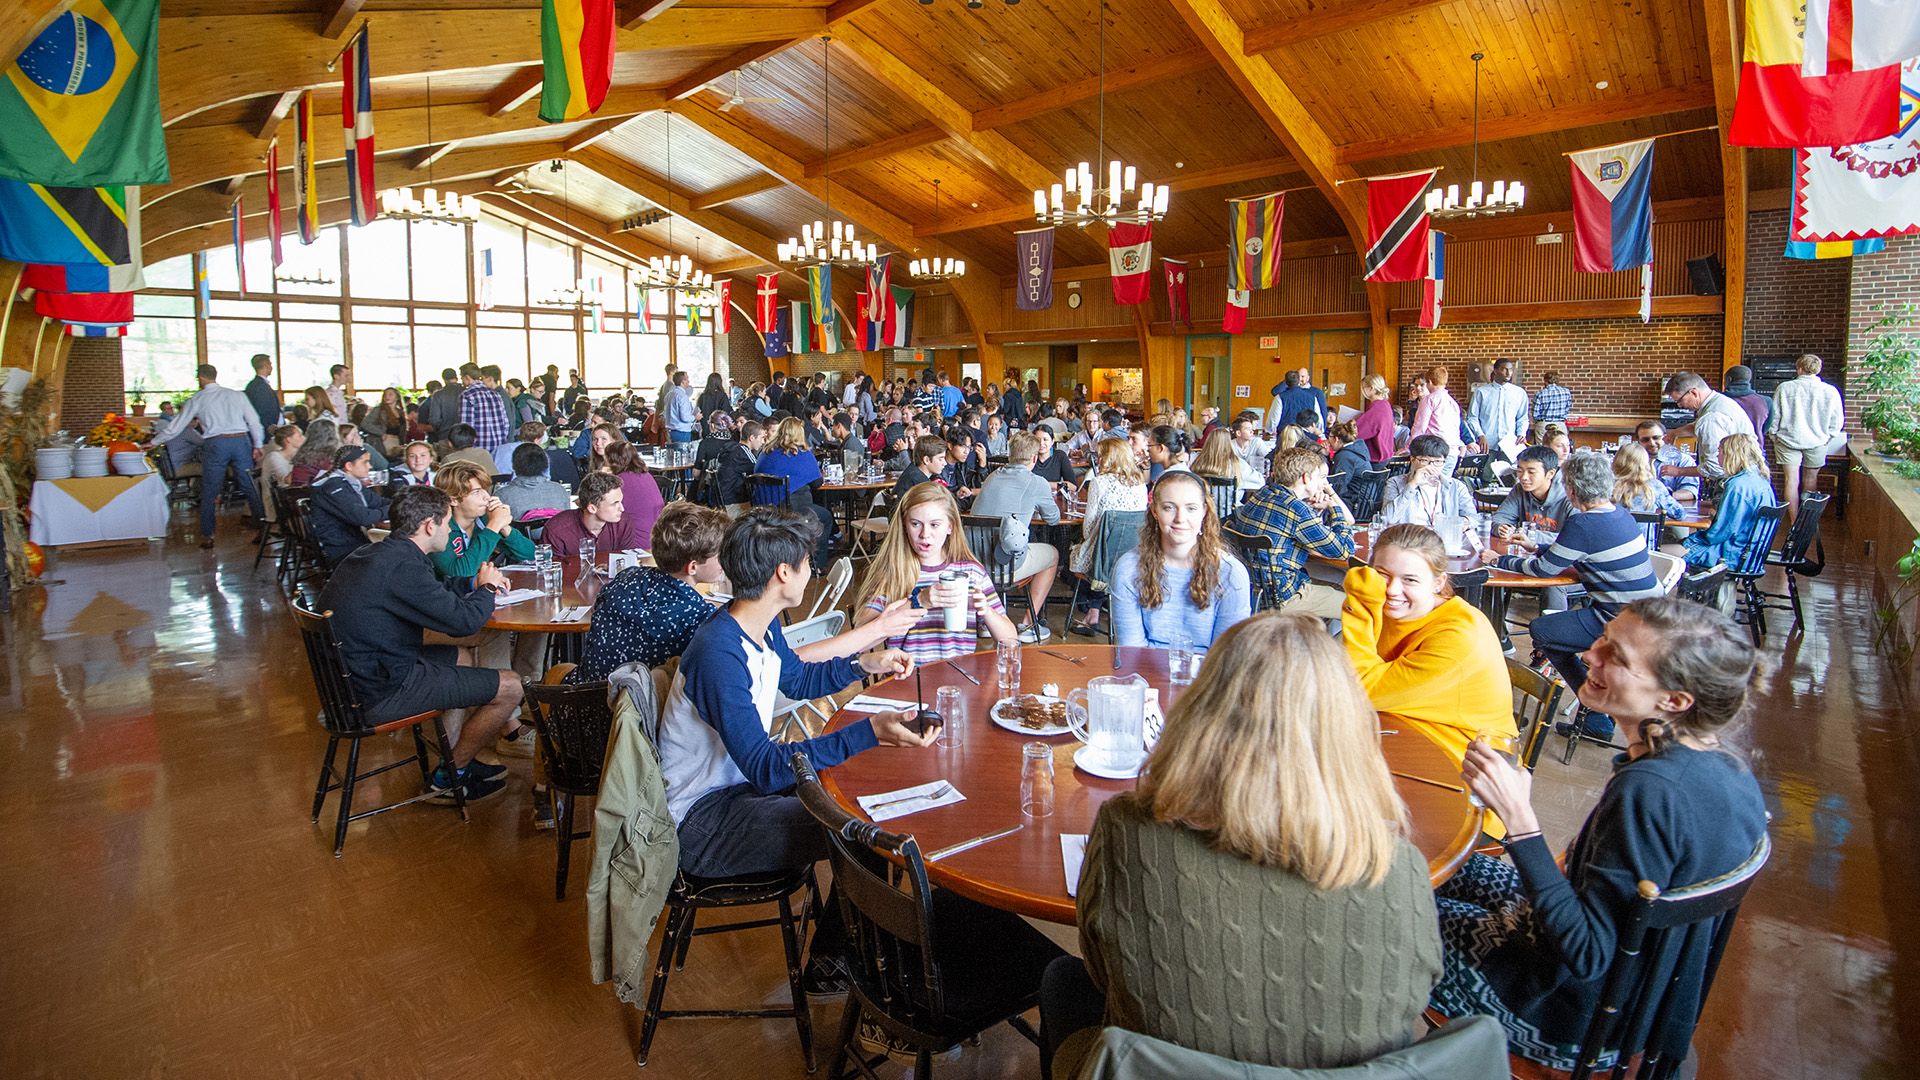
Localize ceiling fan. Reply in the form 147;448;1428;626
715;67;782;112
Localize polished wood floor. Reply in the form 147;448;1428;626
2;511;1915;1079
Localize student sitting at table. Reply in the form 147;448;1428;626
1068;437;1151;636
894;436;946;498
495;442;570;521
1342;524;1513;772
1431;597;1769;1071
1039;612;1442;1078
1610;443;1686;519
1682;433;1776;570
712;420;764;517
1193;427;1262;494
492;419;547;476
430;460;537;579
1111;471;1252;650
854;481;1019;664
439;423;496;472
320;485;525;801
1144;424;1192;483
1539;422;1573;466
1228;447;1355;622
1380;435;1477;530
601;441;666;550
1491;445;1571;537
1482;452;1663;742
969;432;1063;642
542;471;644;559
1325;420;1371;500
570;502;731;682
287;417;340;486
1029;426;1078;488
660;507;934;991
391;440;437;487
307;446;392;568
757;417;837;567
940;427;983;499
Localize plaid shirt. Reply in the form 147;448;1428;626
1532;382;1572;423
1228;484;1355;603
460;382;513;450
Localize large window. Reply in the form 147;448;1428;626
123;208;718;402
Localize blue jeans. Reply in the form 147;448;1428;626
197;433;264;538
668;429;696;443
1529;605;1614;733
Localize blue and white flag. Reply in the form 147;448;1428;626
764;307;791;358
1015;227;1054;310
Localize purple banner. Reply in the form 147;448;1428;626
1015;227;1054;310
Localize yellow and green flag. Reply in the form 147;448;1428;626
0;0;168;185
539;0;616;123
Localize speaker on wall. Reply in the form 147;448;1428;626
1686;255;1726;296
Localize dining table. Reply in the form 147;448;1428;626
818;644;1483;925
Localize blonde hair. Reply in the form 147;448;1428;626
1278;425;1306;451
1135;613;1408;889
1360;373;1389;401
1095;436;1145;486
1611;442;1665;508
1796;353;1823;376
1373;523;1453;600
1190;429;1239;480
1719;432;1764;476
770;416;808;454
856;482;982;610
433;459;492;500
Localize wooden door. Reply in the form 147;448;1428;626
1310;330;1367;418
1187;335;1231;412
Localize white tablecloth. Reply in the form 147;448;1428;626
29;474;170;547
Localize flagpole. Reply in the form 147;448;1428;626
1228;182;1324;200
1560;125;1719;156
1332;168;1445;186
324;21;371;71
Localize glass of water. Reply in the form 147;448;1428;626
577;539;596;579
995;639;1022;700
534;543;554;568
1168;633;1195;689
1020;741;1055;818
540;564;563;597
934;685;966;748
1468;730;1519;810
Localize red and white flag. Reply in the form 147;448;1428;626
1418;232;1445;329
1162;259;1190;326
1222;288;1250;333
265;139;284;268
1108;222;1153;305
1362;169;1437;283
230;197;247;296
755;273;780;332
1802;0;1920;76
341;25;376;226
718;280;732;333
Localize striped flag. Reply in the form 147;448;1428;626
1226;192;1284;291
1569;138;1655;273
538;0;616;122
1419;232;1445;329
866;255;891;316
0;182;144;292
1730;0;1902;147
1363;169;1436;282
884;285;914;348
265;139;284;268
1785;236;1888;258
1107;222;1153;304
807;264;833;326
293;93;320;244
65;322;130;337
1222;288;1250;333
341;25;376;226
33;289;133;324
196;254;211;309
231;197;247;295
1163;259;1191;326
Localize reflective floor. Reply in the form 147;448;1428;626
0;513;1914;1078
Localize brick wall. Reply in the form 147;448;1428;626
1399;315;1724;414
723;320;767;386
1743;208;1852;364
1846;231;1920;429
61;336;126;432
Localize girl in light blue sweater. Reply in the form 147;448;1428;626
1683;434;1778;569
1112;471;1252;649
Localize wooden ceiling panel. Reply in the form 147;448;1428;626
684;39;933;155
508;159;657;224
1000;67;1286;185
596;112;769;192
841;144;1016;227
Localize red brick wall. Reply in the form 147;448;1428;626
1399;315;1724;414
723;319;768;387
1847;231;1920;429
1743;208;1852;364
61;336;126;432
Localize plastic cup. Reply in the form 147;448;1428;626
1020;742;1054;818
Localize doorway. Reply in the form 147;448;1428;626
1309;330;1367;418
1186;335;1231;415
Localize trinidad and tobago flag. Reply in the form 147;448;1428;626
1362;169;1436;283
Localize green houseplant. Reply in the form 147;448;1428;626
127;379;148;417
1858;304;1920;459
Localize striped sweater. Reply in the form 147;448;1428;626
1496;506;1663;615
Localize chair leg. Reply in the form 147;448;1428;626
430;717;468;821
915;1048;934;1077
777;892;816;1072
311;735;341;822
332;738;361;857
554;792;574;901
673;907;698;970
408;726;434;789
1787;571;1805;631
824;999;861;1080
637;904;691;1066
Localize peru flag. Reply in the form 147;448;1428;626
1107;222;1153;305
1568;138;1655;273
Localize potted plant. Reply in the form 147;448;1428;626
127;380;148;417
1858;304;1920;460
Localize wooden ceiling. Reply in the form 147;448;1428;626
6;0;1762;309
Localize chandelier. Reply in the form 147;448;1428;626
633;114;720;312
779;37;878;268
1033;0;1168;228
535;278;599;309
379;77;478;225
908;180;966;280
273;268;336;287
1427;53;1525;218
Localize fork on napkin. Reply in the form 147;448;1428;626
856;780;965;822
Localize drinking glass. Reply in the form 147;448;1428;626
540;564;563;597
577;539;596;580
996;639;1022;700
1468;731;1519;810
1168;633;1195;689
534;543;554;569
934;685;966;748
1020;741;1055;818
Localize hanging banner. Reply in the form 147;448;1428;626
1014;227;1054;310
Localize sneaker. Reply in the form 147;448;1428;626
801;954;849;997
495;725;537;758
1068;616;1101;637
531;785;556;831
856;1016;920;1064
1554;711;1617;741
1018;619;1052;643
429;764;508;801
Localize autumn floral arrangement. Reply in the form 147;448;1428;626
87;413;144;447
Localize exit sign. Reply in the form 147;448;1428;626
1259;335;1279;349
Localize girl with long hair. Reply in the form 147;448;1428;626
1039;613;1442;1077
600;441;666;548
1191;427;1260;492
1682;433;1776;569
854;481;1017;661
301;385;335;422
1610;442;1684;518
585;422;622;476
363;387;405;454
1144;424;1191;482
1069;436;1151;634
1354;372;1396;463
697;372;730;419
1110;471;1251;648
287;417;341;485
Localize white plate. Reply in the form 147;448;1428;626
990;695;1074;737
1073;745;1144;780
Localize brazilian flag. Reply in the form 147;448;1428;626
0;0;168;186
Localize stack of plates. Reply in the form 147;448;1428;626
36;446;73;480
112;452;150;475
73;446;110;478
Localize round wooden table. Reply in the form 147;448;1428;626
485;555;616;632
819;644;1482;924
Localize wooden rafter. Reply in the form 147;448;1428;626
804;124;946;179
619;0;683;30
487;68;547;117
563;117;633;154
252;91;302;141
1700;0;1745;370
317;0;365;40
409;142;462;170
662;0;887;101
971;46;1217;131
570;146;786;268
690;174;784;211
1335;84;1718;165
478;191;676;267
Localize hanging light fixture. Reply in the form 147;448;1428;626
534;165;602;309
380;76;480;224
779;36;878;268
1427;53;1526;219
909;180;966;280
633;113;720;310
1033;0;1168;228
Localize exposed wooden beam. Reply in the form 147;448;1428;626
409;142;463;170
318;0;365;40
662;0;887;101
619;0;683;29
1152;311;1368;336
571;146;785;268
708;254;766;275
253;90;302;141
478;191;675;268
487;68;547;116
160;7;814;122
563;116;633;153
1024;236;1355;286
805;124;946;179
220;175;245;198
1335;84;1719;165
148;87;666;202
690;174;784;211
1242;0;1455;54
1700;0;1745;371
972;46;1216;132
918;156;1301;237
2;2;74;70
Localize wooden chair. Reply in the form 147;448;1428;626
1761;492;1830;633
1630;509;1664;551
1508;658;1568;769
1068;509;1146;641
1725;502;1789;644
1676;563;1729;609
523;663;612;900
961;513;1038;634
1346;468;1390;523
1203;472;1238;524
1454;451;1491;485
291;600;465;857
792;753;1060;1079
1221;524;1279;611
749;472;792;508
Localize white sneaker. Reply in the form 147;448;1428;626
1019;619;1052;643
495;725;537;758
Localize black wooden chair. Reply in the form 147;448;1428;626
961;513;1039;636
1346;468;1390;523
792;753;1061;1079
276;488;330;594
1676;562;1729;610
1761;492;1830;633
1630;509;1664;551
523;665;612;900
1203;472;1238;523
1506;657;1567;769
253;484;292;572
292;600;465;856
1726;502;1789;644
1454;451;1491;485
1222;524;1279;611
154;447;200;508
749;472;792;508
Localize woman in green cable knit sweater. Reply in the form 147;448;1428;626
1038;613;1442;1079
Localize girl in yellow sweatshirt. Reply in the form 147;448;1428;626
1343;524;1516;790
